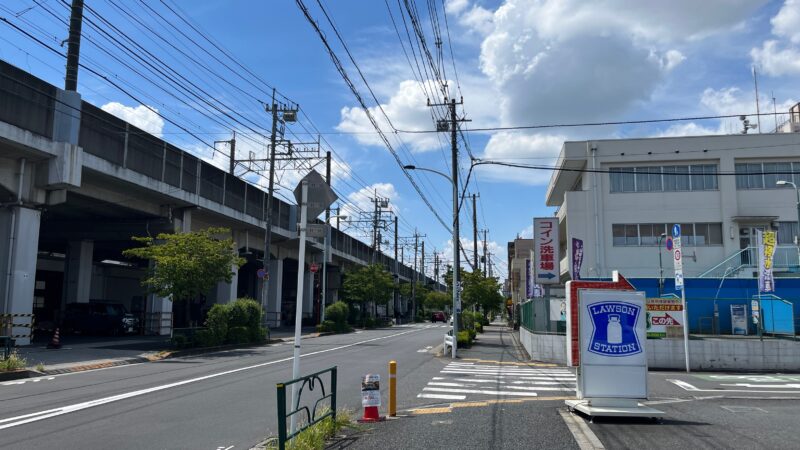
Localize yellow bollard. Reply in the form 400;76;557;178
389;360;397;417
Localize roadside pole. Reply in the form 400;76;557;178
672;224;690;373
290;179;309;433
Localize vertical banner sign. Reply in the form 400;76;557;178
361;374;381;407
572;238;584;280
757;229;776;293
672;224;683;290
526;259;533;299
534;217;560;284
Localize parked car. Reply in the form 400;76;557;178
62;302;139;335
431;311;447;323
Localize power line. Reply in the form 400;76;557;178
395;112;788;134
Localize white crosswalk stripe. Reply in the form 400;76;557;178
417;362;576;402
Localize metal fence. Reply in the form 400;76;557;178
520;299;566;335
276;366;337;450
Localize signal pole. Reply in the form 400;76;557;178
483;229;488;276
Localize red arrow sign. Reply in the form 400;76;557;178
566;272;636;367
652;313;680;326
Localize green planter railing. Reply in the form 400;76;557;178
276;366;337;450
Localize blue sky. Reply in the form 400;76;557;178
2;0;800;281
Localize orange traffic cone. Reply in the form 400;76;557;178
47;328;61;349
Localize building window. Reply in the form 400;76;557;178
736;162;799;189
610;164;718;193
777;222;799;245
612;222;722;246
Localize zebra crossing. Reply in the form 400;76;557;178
417;361;576;401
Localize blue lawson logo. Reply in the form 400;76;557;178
587;301;642;357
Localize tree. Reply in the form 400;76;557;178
424;290;450;312
122;227;244;302
341;264;394;319
461;271;504;317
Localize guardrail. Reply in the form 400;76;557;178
276;366;337;450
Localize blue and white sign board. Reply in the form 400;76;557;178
673;234;684;290
566;289;664;418
577;289;648;400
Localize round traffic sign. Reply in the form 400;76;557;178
665;236;673;251
310;263;320;273
672;224;681;238
257;268;266;279
674;249;681;261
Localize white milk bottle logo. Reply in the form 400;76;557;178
607;314;622;344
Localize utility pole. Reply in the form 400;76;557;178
421;241;426;290
483;229;488;276
394;215;399;322
261;89;298;325
65;0;84;91
472;194;479;271
320;151;332;324
412;232;418;322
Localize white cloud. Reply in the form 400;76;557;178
751;40;800;76
772;0;800;43
459;5;494;36
478;132;565;185
656;122;719;137
336;79;445;152
752;1;800;75
101;102;165;137
445;0;470;15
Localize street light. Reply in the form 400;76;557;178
776;180;800;270
321;214;347;323
404;164;459;359
657;232;667;297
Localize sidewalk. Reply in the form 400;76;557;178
16;326;319;374
339;324;581;450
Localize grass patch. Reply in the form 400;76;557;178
0;351;27;372
266;409;357;450
35;362;45;372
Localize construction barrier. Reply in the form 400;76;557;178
0;313;35;341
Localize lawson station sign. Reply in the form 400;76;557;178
587;301;642;357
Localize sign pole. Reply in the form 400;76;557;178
290;180;309;433
680;283;690;372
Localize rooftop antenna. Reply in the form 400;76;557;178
753;65;762;133
772;91;778;133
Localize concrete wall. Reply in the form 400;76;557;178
519;328;567;364
519;331;800;371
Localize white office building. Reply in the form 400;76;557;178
545;131;800;280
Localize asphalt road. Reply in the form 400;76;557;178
589;370;800;449
0;324;452;450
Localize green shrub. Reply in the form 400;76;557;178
205;304;229;343
228;298;263;329
468;329;477;341
475;322;483;334
325;301;349;325
0;351;27;372
227;326;250;344
195;329;223;347
171;334;189;348
317;320;335;333
364;317;376;329
251;326;268;343
457;330;472;347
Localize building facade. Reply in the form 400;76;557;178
546;132;800;281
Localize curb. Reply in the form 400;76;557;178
0;369;34;381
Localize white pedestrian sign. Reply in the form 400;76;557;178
672;225;683;290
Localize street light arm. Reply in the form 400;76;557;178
405;165;453;183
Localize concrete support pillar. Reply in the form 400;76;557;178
215;266;239;304
0;207;41;345
149;293;173;336
264;259;283;327
64;240;93;304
